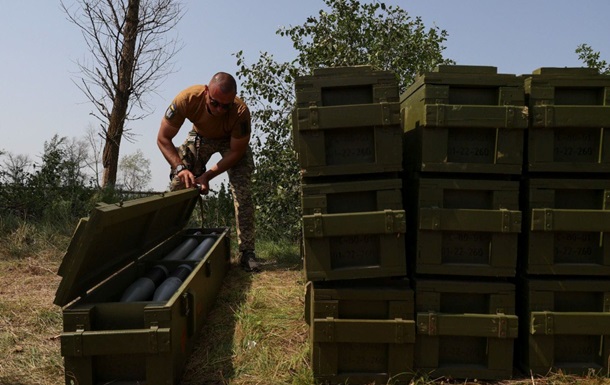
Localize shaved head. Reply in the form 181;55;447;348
210;72;237;95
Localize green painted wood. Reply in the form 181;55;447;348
518;278;610;376
301;178;403;215
531;106;610;127
531;209;610;231
308;279;413;321
55;189;200;307
303;210;406;238
523;178;610;275
417;105;528;128
416;313;518;338
413;279;517;380
296;103;400;130
524;67;610;173
531;312;610;335
406;178;521;277
303;210;407;281
419;208;521;233
57;192;231;385
295;65;399;108
311;318;415;384
61;327;172;356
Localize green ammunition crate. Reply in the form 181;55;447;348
293;102;403;177
407;178;521;277
406;65;523;87
295;65;399;108
524;67;610;173
401;65;527;175
414;279;518;380
306;279;416;384
523;178;610;276
54;189;231;385
303;210;407;281
301;177;403;215
403;65;525;104
518;278;610;376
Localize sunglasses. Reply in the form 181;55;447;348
208;94;233;111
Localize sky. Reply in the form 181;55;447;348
1;0;609;191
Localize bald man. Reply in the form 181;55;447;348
157;72;259;272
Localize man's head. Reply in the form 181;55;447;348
206;72;237;116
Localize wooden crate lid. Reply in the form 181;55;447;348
54;188;201;307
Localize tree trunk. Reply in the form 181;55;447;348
101;0;141;188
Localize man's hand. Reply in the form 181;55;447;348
195;173;210;195
177;169;196;189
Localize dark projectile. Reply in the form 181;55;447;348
120;232;202;302
153;264;193;301
119;265;169;302
162;231;202;261
184;233;217;261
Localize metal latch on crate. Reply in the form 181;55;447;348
308;105;320;129
531;208;610;232
314;318;414;344
530;311;610;335
418;208;521;233
418;312;517;339
61;326;172;356
380;101;392;125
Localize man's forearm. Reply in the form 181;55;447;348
157;138;183;168
204;150;242;180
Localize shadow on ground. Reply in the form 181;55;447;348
180;261;253;385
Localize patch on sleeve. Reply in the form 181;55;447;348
165;103;176;119
240;121;251;136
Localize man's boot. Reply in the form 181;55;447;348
240;250;260;272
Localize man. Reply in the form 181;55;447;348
157;72;259;272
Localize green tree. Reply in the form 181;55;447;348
1;153;32;185
199;182;235;229
118;149;152;192
576;44;610;74
0;135;94;222
235;0;452;241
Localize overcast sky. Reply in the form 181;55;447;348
1;1;608;191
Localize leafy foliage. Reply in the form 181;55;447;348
0;135;95;223
199;182;236;229
236;0;452;241
0;134;156;231
118;149;152;191
576;44;610;74
281;0;452;93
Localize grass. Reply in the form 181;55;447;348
1;219;610;385
181;239;312;385
0;256;65;385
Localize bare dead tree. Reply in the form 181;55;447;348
61;0;184;188
2;153;32;185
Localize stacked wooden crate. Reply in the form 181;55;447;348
294;64;610;382
293;66;415;384
400;65;525;380
518;67;610;375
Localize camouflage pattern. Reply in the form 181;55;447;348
171;129;255;252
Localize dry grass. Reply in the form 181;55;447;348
1;229;610;385
0;254;64;385
0;233;313;385
181;259;311;385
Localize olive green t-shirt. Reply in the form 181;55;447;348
164;85;251;139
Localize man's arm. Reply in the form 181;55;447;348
157;118;196;187
196;134;249;194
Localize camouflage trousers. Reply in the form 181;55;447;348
170;129;255;252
